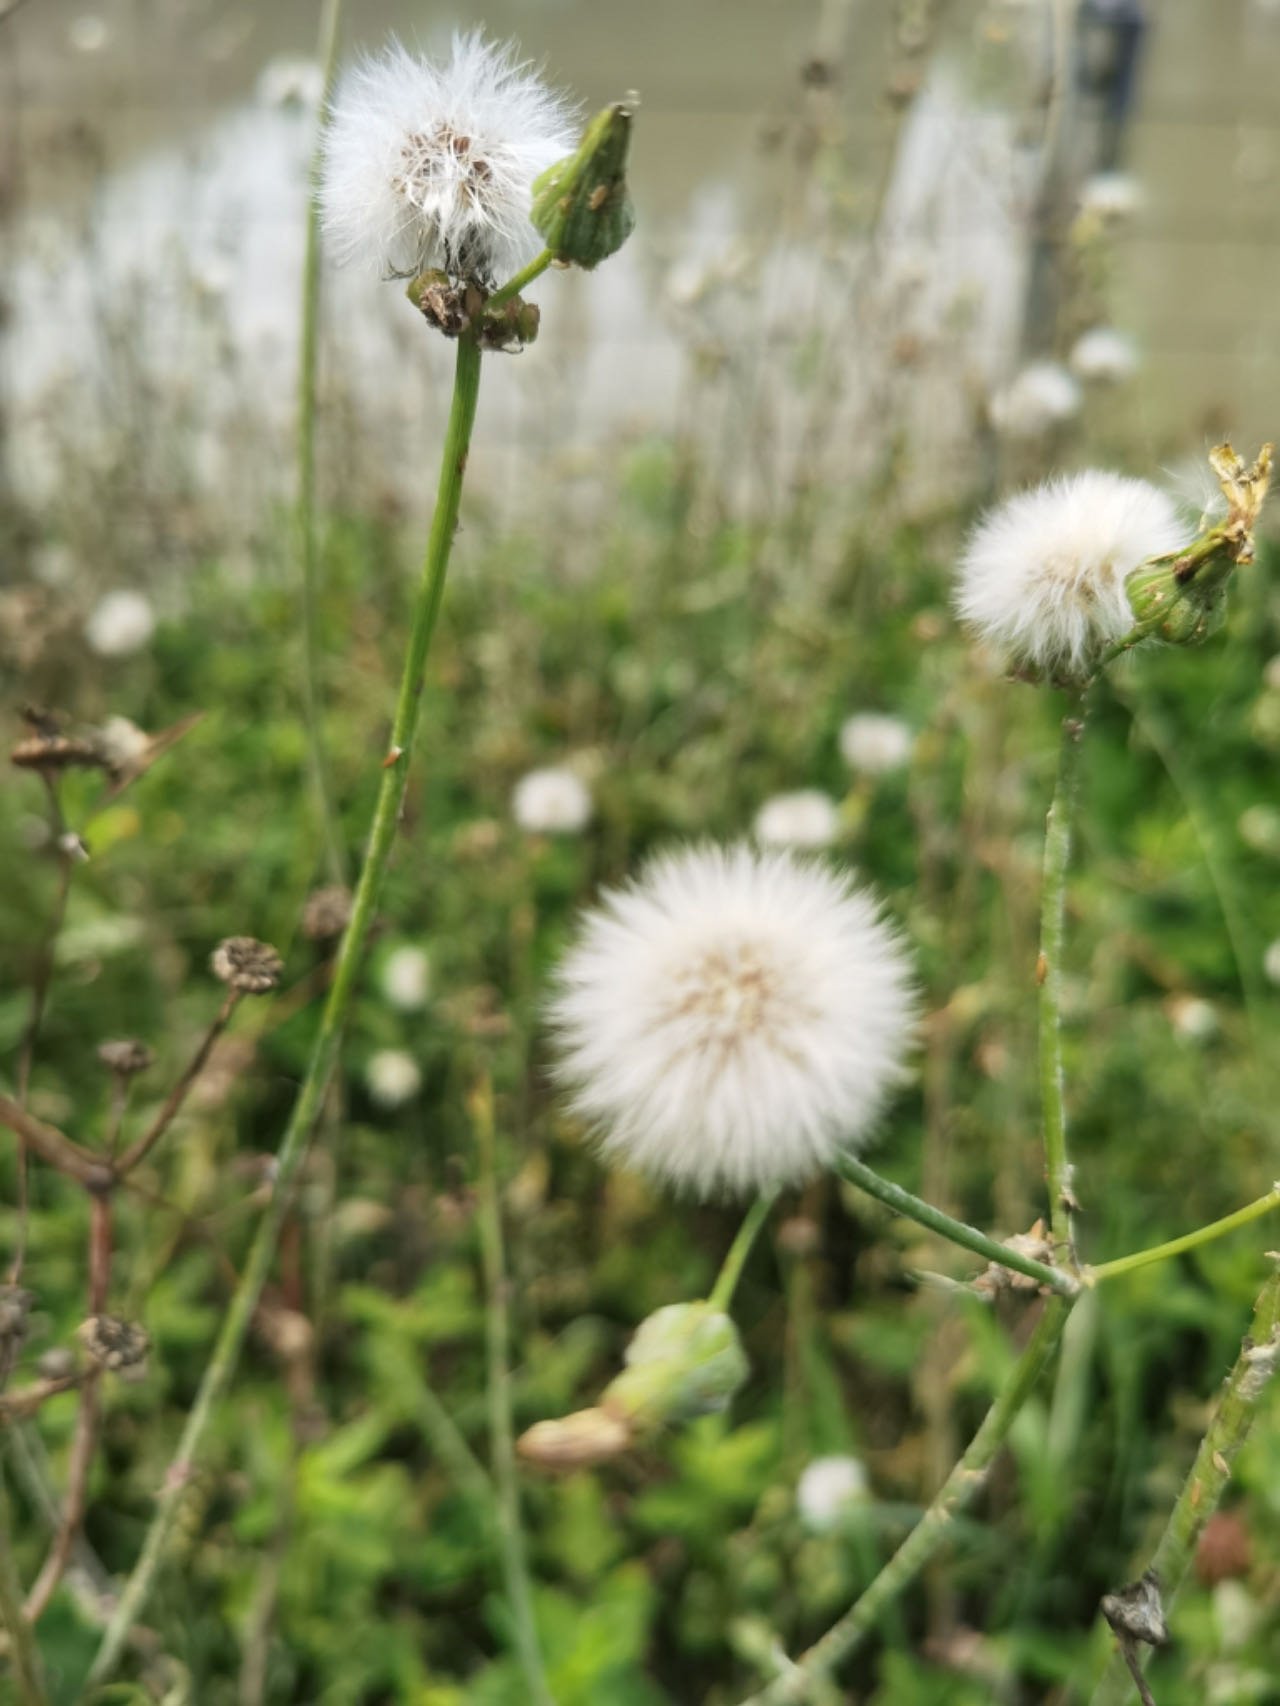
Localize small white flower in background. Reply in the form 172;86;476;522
85;590;155;658
257;56;325;111
95;717;150;772
955;471;1188;679
365;1048;422;1108
320;32;578;282
1238;804;1280;856
989;362;1081;439
549;844;917;1198
512;766;593;834
796;1455;869;1533
1166;994;1218;1042
1079;171;1143;221
1069;327;1139;384
839;714;913;777
381;945;431;1012
1263;940;1280;985
754;790;840;850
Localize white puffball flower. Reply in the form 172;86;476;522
85;590;155;658
366;1048;422;1108
258;56;324;111
839;714;914;777
548;844;918;1198
955;471;1189;679
1167;994;1218;1042
513;766;593;835
96;716;150;772
320;32;578;282
1070;327;1139;384
1263;940;1280;985
796;1455;869;1533
754;790;841;850
381;945;431;1012
1079;171;1143;221
990;362;1081;439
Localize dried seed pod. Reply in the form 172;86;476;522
77;1315;150;1379
97;1038;155;1078
11;733;106;773
211;936;283;995
302;884;353;942
0;1286;34;1350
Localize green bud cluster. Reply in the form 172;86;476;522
532;101;637;270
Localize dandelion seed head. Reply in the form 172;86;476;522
754;790;840;850
366;1048;422;1108
95;716;150;773
513;766;593;834
549;844;917;1198
989;362;1081;439
320;33;578;282
1070;326;1139;383
839;714;913;776
85;590;155;658
381;945;431;1011
797;1454;868;1532
1079;171;1143;221
955;471;1188;678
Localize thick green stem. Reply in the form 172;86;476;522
1090;1185;1280;1284
741;1298;1071;1703
486;248;553;310
84;333;484;1691
1040;701;1086;1261
296;0;347;885
837;1154;1079;1297
0;1468;47;1705
1087;1266;1280;1706
708;1192;779;1312
472;1080;553;1706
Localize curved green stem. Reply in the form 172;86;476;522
1040;699;1086;1261
837;1154;1079;1297
296;0;347;886
487;248;553;310
84;332;485;1692
741;1297;1072;1703
708;1191;779;1312
1090;1185;1280;1284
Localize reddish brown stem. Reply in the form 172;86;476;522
0;1099;108;1191
0;1371;86;1419
115;991;240;1177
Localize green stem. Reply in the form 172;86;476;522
1040;700;1086;1261
0;1467;47;1705
296;0;347;886
1087;1265;1280;1706
741;1297;1072;1703
487;248;553;310
836;1154;1079;1297
1090;1185;1280;1283
84;332;485;1692
472;1079;553;1706
708;1191;779;1312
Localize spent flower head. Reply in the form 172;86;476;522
381;945;431;1011
366;1048;423;1108
513;765;593;834
754;790;840;850
1070;326;1139;384
85;590;154;658
320;32;578;284
549;844;916;1198
839;713;913;776
956;470;1188;681
211;936;284;995
989;362;1081;440
797;1454;869;1533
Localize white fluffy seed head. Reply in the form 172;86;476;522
839;714;913;777
85;590;155;657
796;1455;868;1532
989;362;1081;439
1070;326;1139;383
366;1048;422;1107
955;471;1190;679
513;766;593;834
1079;171;1143;221
548;844;917;1199
320;32;578;282
381;945;431;1011
754;790;841;850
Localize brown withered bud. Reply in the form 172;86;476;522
974;1219;1056;1297
11;733;105;774
410;269;474;336
1101;1570;1168;1648
77;1315;150;1379
477;296;540;352
517;1406;632;1470
211;936;283;995
1196;1511;1252;1586
302;884;353;942
0;1286;34;1349
36;1346;77;1383
97;1038;155;1078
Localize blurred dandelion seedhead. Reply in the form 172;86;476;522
796;1454;869;1533
380;945;431;1011
549;845;916;1198
365;1048;422;1108
84;590;155;658
956;471;1188;680
320;33;578;283
512;765;593;834
754;790;841;850
989;362;1081;440
1070;326;1140;384
839;713;913;776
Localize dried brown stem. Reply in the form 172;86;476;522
115;991;241;1176
0;1099;108;1191
0;1372;86;1419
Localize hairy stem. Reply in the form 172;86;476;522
709;1191;779;1312
1039;700;1086;1261
84;331;485;1691
1088;1264;1280;1705
471;1077;553;1705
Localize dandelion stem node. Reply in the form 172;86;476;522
406;271;541;350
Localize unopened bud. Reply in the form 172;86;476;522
531;99;636;270
603;1301;748;1430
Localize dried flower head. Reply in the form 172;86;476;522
839;713;914;776
754;790;840;850
302;884;353;942
211;936;284;995
78;1315;151;1379
84;590;155;657
955;471;1189;680
989;362;1081;439
549;844;917;1198
320;32;578;283
797;1455;868;1533
97;1038;155;1078
1070;326;1139;384
512;765;593;834
0;1286;34;1349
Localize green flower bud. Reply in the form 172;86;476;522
531;100;636;270
603;1302;748;1431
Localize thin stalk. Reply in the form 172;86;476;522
1088;1265;1280;1706
471;1078;553;1706
709;1191;779;1312
1090;1185;1280;1284
0;1467;47;1705
84;331;485;1692
487;248;553;310
741;1298;1072;1703
1039;700;1086;1262
836;1153;1079;1297
115;991;241;1177
295;0;347;886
